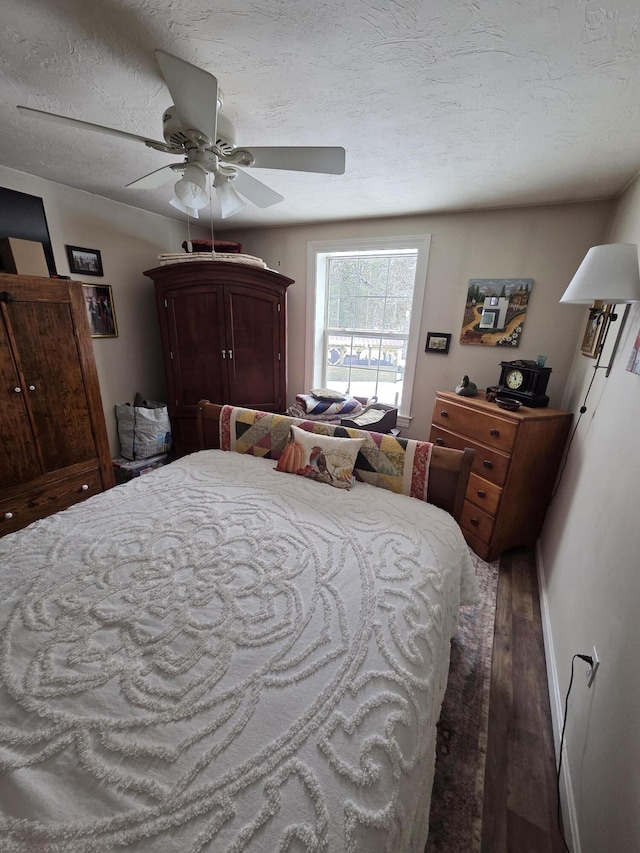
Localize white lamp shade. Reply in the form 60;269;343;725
560;243;640;305
215;177;248;219
173;164;209;211
169;196;200;218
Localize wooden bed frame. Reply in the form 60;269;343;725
196;401;474;523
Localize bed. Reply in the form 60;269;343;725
0;403;478;852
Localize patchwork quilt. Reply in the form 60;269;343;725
220;405;433;500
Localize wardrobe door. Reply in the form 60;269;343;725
0;307;41;486
225;284;284;411
163;286;228;413
6;299;97;472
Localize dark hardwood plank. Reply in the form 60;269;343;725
482;547;566;853
481;554;512;852
507;810;555;853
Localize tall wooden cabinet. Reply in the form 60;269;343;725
429;391;572;561
146;261;294;456
0;274;115;536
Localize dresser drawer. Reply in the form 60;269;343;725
431;399;517;452
460;500;495;545
430;425;511;486
467;472;502;515
0;469;103;536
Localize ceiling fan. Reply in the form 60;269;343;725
17;50;346;219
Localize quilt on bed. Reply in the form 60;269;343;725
0;451;478;852
220;405;433;500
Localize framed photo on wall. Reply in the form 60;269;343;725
581;301;610;358
82;284;118;338
425;332;451;354
66;245;103;276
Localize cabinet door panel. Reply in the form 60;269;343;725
226;287;282;409
8;302;96;472
0;310;41;486
165;288;227;412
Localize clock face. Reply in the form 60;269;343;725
506;369;524;390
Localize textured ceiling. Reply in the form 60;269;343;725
1;0;640;229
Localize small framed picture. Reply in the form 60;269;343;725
581;301;610;358
66;245;103;276
425;332;451;354
82;284;118;338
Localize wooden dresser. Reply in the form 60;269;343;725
429;391;572;561
0;274;115;536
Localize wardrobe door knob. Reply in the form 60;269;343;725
81;484;89;491
28;385;36;391
4;512;13;520
14;387;22;393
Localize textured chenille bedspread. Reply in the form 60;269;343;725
0;451;478;852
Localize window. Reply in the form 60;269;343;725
306;235;431;426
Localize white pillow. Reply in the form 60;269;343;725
310;388;348;402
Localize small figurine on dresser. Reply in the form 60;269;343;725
455;375;478;396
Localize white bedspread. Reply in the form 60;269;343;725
0;451;478;852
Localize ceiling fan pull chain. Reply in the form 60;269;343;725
210;174;215;255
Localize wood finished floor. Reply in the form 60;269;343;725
481;546;567;853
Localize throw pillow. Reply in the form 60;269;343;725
275;425;365;489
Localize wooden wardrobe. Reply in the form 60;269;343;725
147;260;293;457
0;274;115;535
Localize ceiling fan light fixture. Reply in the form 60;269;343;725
173;164;209;210
169;196;200;218
215;175;248;219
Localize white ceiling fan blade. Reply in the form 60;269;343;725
244;146;346;175
232;169;284;208
126;165;181;189
155;50;218;144
17;105;165;147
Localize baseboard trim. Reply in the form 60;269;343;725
535;541;582;853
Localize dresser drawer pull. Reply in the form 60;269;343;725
477;490;486;498
436;437;444;446
440;410;448;418
81;484;89;491
4;512;13;520
483;460;493;469
469;517;479;526
490;428;499;437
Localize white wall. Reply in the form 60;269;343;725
539;178;640;853
0;165;207;454
221;201;613;438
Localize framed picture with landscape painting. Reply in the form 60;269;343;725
425;332;451;354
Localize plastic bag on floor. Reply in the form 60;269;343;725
116;394;172;460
